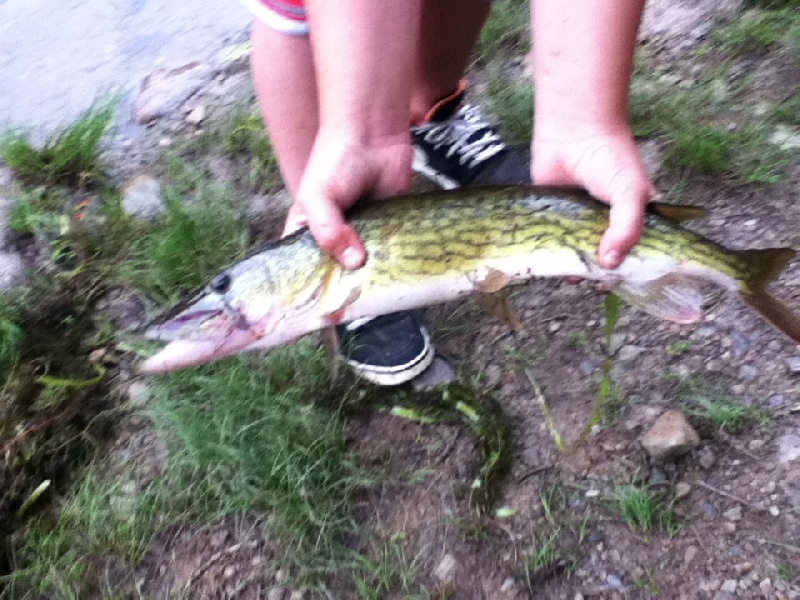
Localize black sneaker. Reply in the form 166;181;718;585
411;101;530;189
336;312;434;386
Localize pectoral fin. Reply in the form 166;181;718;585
481;290;524;332
615;273;705;324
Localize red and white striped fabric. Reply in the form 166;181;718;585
241;0;308;35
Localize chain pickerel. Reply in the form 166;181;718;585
140;185;800;373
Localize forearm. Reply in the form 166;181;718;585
531;0;644;138
305;0;422;143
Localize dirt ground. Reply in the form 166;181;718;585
3;0;800;598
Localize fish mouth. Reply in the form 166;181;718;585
139;326;261;373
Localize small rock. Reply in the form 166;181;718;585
606;574;624;589
618;345;646;363
785;356;800;373
747;439;765;452
738;364;758;380
701;500;718;516
685;545;698;565
186;104;206;124
675;482;691;500
640;410;700;462
723;506;742;521
411;356;456;392
289;591;305;600
0;252;25;290
127;381;151;408
500;577;515;592
759;578;774;598
720;579;738;593
776;434;800;463
649;468;668;485
133;62;214;124
608;333;625;355
769;506;780;516
578;359;596;376
434;553;458;585
769;125;800;151
122;175;164;219
267;589;286;600
698;446;716;470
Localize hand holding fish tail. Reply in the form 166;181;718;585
284;128;413;271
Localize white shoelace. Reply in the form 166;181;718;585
415;104;506;168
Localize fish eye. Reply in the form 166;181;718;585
209;272;231;294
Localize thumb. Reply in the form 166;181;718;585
303;198;366;270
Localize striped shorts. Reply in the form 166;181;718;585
241;0;309;35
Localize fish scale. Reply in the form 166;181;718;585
140;185;800;373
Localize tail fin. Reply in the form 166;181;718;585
737;248;800;344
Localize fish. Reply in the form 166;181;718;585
139;185;800;373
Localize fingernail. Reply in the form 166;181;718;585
603;250;622;268
341;247;363;270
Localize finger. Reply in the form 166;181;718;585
304;200;366;270
597;193;647;269
282;204;308;236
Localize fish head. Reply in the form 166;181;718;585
140;240;329;372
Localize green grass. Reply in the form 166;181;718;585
772;89;800;125
716;7;799;56
675;376;769;434
352;539;424;599
475;0;530;63
628;66;790;183
485;67;533;143
7;344;365;596
122;161;250;302
0;295;24;381
610;485;682;536
0;98;116;187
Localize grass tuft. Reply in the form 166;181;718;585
611;485;682;536
475;0;530;63
0;98;116;187
675;376;769;434
122;162;250;302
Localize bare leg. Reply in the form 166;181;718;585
250;20;318;195
411;0;491;121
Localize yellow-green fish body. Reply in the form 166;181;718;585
141;186;800;372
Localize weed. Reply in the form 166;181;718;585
0;98;116;188
567;330;589;349
772;90;800;125
485;67;533;143
776;561;798;584
666;340;691;357
676;376;768;433
352;539;423;599
475;0;530;62
611;485;682;536
0;296;24;381
665;124;731;174
716;8;798;56
523;532;562;578
633;567;661;595
123;166;250;302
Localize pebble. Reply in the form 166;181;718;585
500;577;515;592
738;364;758;380
685;545;698;565
701;500;718;516
747;439;765;452
122;174;164;219
411;356;457;391
267;589;286;600
723;506;742;521
185;103;206;124
618;344;646;362
776;434;800;463
720;579;738;593
698;446;716;470
606;574;624;589
769;506;780;516
785;356;800;374
675;482;691;500
434;553;458;584
640;410;700;462
133;62;214;124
